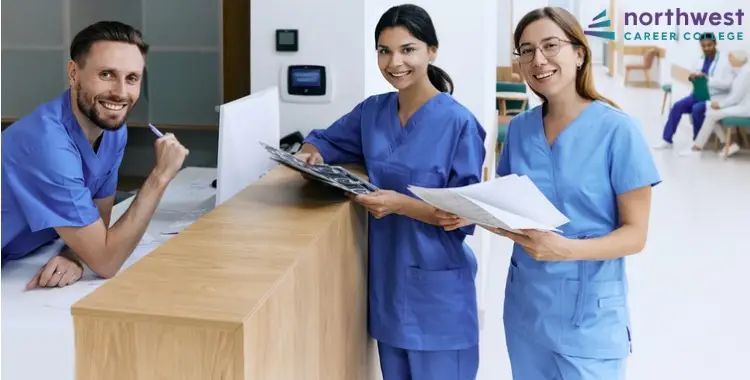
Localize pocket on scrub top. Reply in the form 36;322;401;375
561;278;630;357
505;257;520;292
404;266;476;336
503;257;525;322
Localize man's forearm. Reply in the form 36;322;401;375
97;171;170;276
59;247;83;269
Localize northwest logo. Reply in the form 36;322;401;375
584;9;615;40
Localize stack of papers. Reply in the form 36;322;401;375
259;141;379;195
408;174;569;234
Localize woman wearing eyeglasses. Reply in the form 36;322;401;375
441;7;660;380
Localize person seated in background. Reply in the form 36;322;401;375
680;51;750;157
1;21;189;289
654;33;736;149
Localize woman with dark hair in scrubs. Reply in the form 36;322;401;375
297;4;486;380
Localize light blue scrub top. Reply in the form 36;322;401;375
1;89;127;265
304;92;487;351
497;101;661;359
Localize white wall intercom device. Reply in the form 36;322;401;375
279;63;334;103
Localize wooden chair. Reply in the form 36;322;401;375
625;48;659;86
495;81;528;116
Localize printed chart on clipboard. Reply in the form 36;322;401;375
259;141;379;195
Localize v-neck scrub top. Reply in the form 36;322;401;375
497;101;661;359
1;89;127;264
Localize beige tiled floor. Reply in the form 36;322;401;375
476;66;750;379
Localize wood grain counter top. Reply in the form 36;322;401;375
73;166;355;323
71;165;378;380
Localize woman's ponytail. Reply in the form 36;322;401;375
427;64;454;94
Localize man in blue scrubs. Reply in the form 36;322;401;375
655;33;735;149
1;21;189;289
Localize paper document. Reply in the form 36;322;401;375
408;175;569;233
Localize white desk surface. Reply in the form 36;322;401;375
1;167;218;380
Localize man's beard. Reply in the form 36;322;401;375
76;84;131;131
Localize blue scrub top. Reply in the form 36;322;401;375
497;101;661;359
1;89;127;264
701;55;715;75
304;92;487;351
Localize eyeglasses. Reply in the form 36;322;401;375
513;37;575;64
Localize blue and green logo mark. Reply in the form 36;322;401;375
584;9;615;40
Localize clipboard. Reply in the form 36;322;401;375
258;141;379;195
692;75;710;101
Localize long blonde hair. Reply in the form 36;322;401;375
513;7;619;111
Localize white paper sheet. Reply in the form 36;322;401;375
159;195;216;236
408;186;503;227
451;174;570;228
408;174;570;233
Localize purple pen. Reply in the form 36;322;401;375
148;123;164;138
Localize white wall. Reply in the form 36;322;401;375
250;0;367;137
512;0;549;35
498;0;513;66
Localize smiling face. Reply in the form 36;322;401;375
68;41;145;131
516;18;583;100
377;26;436;91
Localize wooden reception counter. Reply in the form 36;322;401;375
71;166;380;380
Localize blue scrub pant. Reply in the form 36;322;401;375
377;341;479;380
662;94;706;143
505;330;626;380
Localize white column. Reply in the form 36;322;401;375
498;0;513;67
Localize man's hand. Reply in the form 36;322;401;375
688;72;706;81
26;255;83;290
152;133;189;182
710;101;721;110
